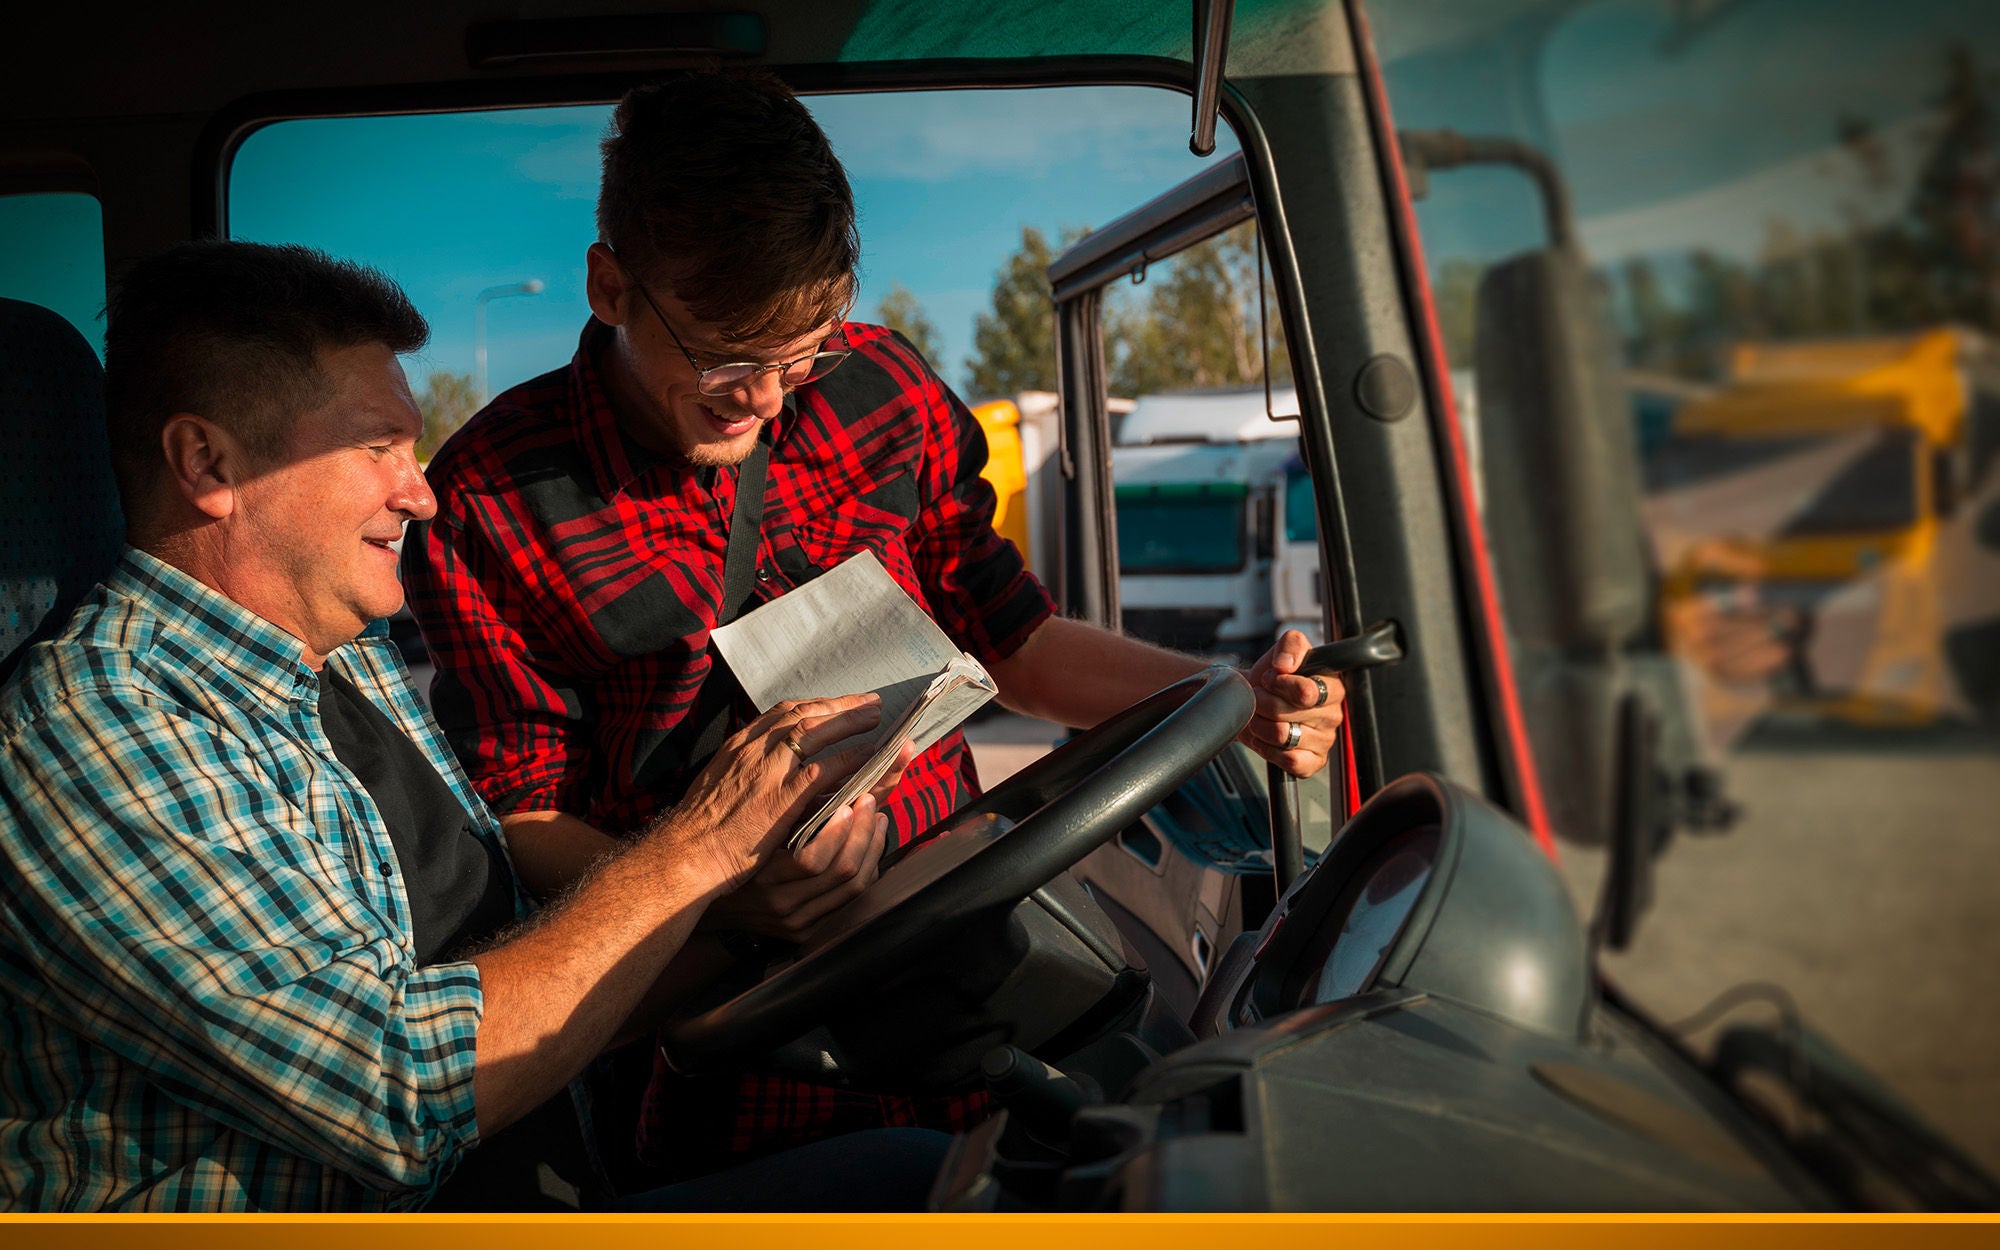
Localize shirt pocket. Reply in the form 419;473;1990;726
791;469;921;570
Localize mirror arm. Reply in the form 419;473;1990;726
1590;691;1675;954
1189;0;1234;157
1398;128;1576;250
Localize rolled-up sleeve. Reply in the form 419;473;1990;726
0;690;483;1195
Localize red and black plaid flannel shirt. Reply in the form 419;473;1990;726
404;318;1054;1172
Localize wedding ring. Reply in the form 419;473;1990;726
1310;675;1330;708
782;736;806;759
1282;721;1304;751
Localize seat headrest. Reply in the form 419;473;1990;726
0;298;124;684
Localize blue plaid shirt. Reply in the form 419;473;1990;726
0;548;520;1211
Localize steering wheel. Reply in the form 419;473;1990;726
660;665;1255;1072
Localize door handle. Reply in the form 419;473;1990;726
1271;619;1405;897
1296;619;1404;678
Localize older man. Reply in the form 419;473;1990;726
0;241;927;1211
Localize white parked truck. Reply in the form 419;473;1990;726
1112;386;1300;664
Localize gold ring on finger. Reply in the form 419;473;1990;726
783;736;806;759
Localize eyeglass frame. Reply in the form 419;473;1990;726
612;250;852;397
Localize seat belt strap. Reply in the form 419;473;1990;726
683;439;770;774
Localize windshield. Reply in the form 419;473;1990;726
1115;483;1249;573
1371;0;2000;1179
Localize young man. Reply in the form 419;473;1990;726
0;242;930;1211
403;69;1347;1172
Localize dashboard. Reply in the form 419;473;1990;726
1282;822;1441;1009
1192;774;1593;1042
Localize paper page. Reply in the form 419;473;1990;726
710;551;998;846
788;656;993;849
713;550;963;737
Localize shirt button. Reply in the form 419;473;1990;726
756;565;772;582
377;861;394;877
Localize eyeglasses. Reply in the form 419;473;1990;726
620;262;850;397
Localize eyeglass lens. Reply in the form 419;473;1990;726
697;352;848;395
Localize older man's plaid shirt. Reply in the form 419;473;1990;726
0;549;513;1211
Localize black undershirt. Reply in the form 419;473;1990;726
317;667;594;1210
317;667;514;963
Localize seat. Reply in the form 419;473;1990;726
0;298;125;684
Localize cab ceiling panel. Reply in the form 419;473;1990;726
8;1;1354;127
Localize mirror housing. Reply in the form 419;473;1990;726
1473;245;1652;846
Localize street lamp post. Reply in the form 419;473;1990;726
475;278;545;402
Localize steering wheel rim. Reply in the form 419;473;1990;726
660;665;1255;1072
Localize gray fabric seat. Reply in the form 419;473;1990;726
0;298;124;685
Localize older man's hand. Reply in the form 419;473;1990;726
1239;629;1346;777
704;739;918;940
665;693;885;896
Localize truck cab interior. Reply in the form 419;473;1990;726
5;0;1998;1212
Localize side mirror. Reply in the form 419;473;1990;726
1472;244;1652;847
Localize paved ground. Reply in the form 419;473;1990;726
1555;727;2000;1177
962;710;2000;1178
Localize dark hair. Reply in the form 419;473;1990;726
597;69;859;345
102;240;428;510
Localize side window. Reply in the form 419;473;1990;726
1049;159;1344;849
1100;227;1338;851
1103;218;1300;666
0;191;106;355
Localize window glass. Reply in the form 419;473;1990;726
226;85;1239;786
1102;218;1301;660
1115;484;1250;573
229;90;1239;449
0;191;105;356
1372;0;2000;1174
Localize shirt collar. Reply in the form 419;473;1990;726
565;317;797;499
106;546;326;706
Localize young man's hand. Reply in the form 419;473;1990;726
1240;629;1347;777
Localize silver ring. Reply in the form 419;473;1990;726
1310;675;1329;708
1282;721;1303;751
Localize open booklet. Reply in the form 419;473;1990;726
710;549;997;850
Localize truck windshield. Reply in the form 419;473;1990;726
1116;482;1248;574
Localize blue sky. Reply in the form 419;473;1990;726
228;87;1237;399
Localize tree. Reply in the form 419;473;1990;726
1107;220;1292;396
874;283;943;364
966;226;1060;399
1902;43;1998;328
416;370;480;460
966;219;1293;402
